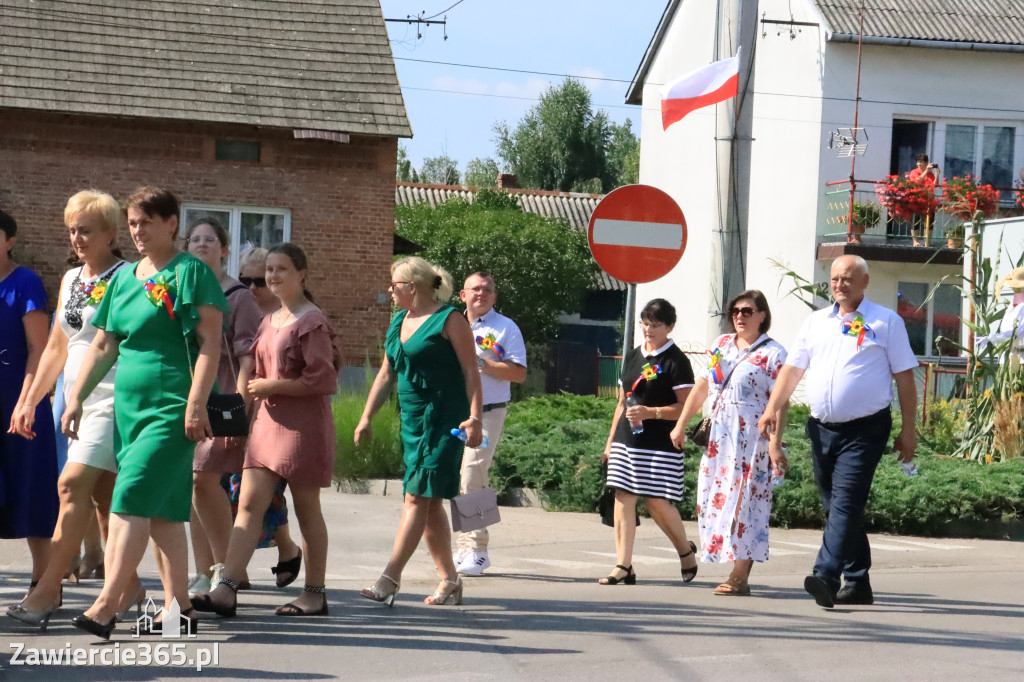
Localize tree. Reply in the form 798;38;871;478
396;190;598;344
464;157;500;187
607;119;640;187
419;154;461;185
495;79;640;193
396;145;413;181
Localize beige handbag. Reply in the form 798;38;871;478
450;488;501;532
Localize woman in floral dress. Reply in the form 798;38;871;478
671;290;788;596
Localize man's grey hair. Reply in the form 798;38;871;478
833;254;869;275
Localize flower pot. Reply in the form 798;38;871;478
947;237;964;249
848;224;865;243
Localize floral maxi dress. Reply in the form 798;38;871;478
697;333;786;563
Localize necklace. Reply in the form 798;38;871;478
64;261;125;331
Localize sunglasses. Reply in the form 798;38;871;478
239;276;267;288
730;306;759;318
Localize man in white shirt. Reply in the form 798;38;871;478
455;272;527;576
759;255;918;608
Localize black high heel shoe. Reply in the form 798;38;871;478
598;565;636;585
132;608;198;636
190;577;238;617
680;541;698;583
71;613;115;640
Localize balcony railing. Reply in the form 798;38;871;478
822;180;965;248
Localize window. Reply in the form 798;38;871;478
215;140;261;163
891;119;1019;204
897;282;961;357
180;203;291;277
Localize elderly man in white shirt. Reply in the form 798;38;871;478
455;272;527;576
759;255;918;608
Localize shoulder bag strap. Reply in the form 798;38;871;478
707;337;771;415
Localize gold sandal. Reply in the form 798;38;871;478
713;577;750;596
424;579;463;606
360;574;400;607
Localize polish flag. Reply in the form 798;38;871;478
660;48;741;131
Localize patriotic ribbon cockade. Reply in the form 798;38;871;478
82;280;108;306
841;314;871;350
475;334;505;358
707;348;725;384
144;275;176;319
640;362;662;382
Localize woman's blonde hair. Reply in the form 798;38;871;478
64;189;122;235
240;246;268;269
392;256;453;304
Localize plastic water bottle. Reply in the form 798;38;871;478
771;446;788;488
624;392;644;434
900;460;918;477
450;428;490;449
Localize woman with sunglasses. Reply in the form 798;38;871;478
599;298;698;586
229;247;303;588
671;290;789;596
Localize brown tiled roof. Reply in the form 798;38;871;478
395;182;625;291
0;0;411;137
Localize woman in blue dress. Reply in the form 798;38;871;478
0;210;59;591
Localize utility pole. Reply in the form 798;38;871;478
708;0;758;340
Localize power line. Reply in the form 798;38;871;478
425;0;466;20
395;57;632;84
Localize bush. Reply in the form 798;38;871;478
333;392;404;483
493;395;1024;536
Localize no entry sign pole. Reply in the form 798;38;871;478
586;184;687;373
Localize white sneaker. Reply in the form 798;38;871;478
456;551;490;576
187;572;211;599
453;548;468;566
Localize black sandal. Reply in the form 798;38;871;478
190;577;238;617
680;541;698;583
598;564;636;585
275;584;328;616
272;549;302;589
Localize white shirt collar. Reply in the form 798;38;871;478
469;308;495;326
829;297;869;319
642;339;675;357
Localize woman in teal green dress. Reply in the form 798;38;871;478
63;187;227;639
356;256;483;607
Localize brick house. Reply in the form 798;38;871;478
0;0;410;362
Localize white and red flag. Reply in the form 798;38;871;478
660;48;740;130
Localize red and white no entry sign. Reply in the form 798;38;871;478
587;184;687;284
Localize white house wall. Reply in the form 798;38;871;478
635;0;1024;358
635;0;724;350
745;0;828;352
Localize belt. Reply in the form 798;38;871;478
483;402;507;413
809;407;890;429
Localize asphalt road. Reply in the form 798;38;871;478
1;487;1021;681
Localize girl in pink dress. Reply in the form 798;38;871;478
192;243;338;618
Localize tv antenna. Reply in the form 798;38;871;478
828;127;868;157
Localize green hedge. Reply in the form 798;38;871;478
492;396;1024;537
332;392;1024;537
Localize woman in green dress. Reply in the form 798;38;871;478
63;187;227;639
355;256;483;607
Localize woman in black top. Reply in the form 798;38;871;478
600;299;698;585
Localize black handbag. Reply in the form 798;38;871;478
598;464;639;528
179;267;251;438
689;337;771;449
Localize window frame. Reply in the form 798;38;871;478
180;202;291;277
896;280;962;360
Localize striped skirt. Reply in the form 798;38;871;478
606;442;685;501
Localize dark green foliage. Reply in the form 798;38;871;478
494;79;639;192
333;392;404;482
395;193;599;344
493;396;1024;536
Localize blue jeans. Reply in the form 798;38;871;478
805;408;891;591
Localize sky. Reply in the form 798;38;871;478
379;0;669;174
